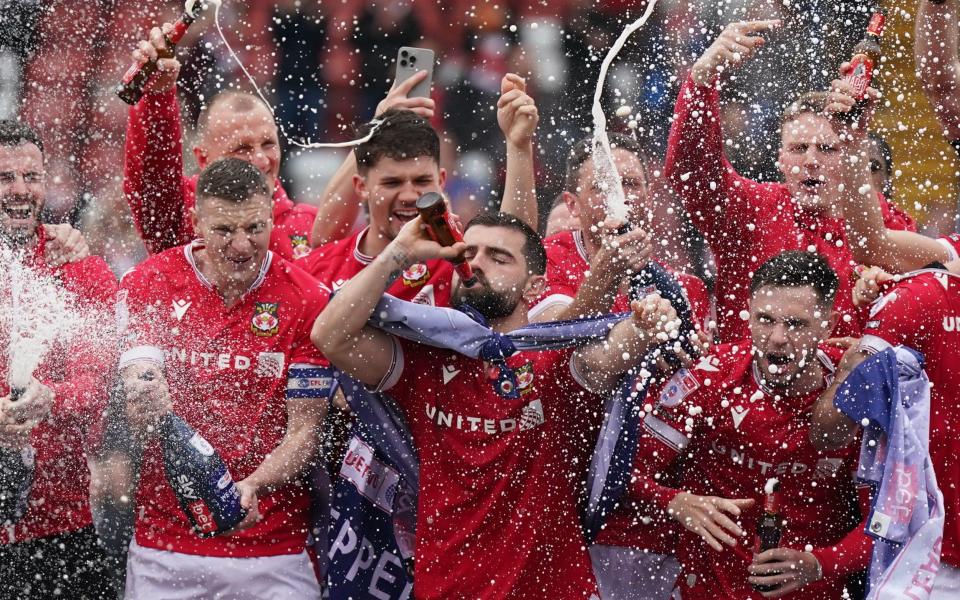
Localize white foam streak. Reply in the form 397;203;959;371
3;249;88;391
591;0;660;221
210;1;384;149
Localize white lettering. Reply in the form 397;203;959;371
346;537;376;581
329;520;358;560
944;316;957;332
234;355;250;370
369;552;403;600
484;419;496;434
217;353;229;369
466;416;481;431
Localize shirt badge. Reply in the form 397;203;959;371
516;362;536;395
401;263;430;288
290;235;310;260
658;368;699;407
251;302;280;337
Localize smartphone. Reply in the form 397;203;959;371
394;47;435;99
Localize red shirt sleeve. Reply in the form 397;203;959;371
878;193;917;233
676;273;711;331
664;75;761;246
811;482;873;579
862;277;941;351
42;257;119;422
123;88;191;255
532;235;580;311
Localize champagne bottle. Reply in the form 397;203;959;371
161;412;246;537
0;387;35;525
415;192;477;286
842;10;886;122
752;478;785;592
116;4;202;105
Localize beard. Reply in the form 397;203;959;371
0;193;41;248
452;275;521;321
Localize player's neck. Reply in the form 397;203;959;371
490;309;528;334
761;361;827;398
192;248;261;308
359;226;391;259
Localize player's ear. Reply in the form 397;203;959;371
523;274;547;306
438;167;447;189
353;174;368;200
562;191;579;218
190;204;200;233
823;306;839;334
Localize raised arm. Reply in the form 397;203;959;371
312;216;464;385
310;72;436;247
122;23;191;255
497;74;539;231
916;0;960;140
665;20;780;241
810;344;869;451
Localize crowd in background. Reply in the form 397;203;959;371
2;0;955;279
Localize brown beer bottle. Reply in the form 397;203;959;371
752;478;784;592
415;192;477;286
116;6;201;105
842;10;886;121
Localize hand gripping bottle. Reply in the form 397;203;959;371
116;2;204;105
842;10;886;122
161;412;246;537
0;388;35;525
415;192;478;286
752;478;785;592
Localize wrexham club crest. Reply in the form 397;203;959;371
401;263;430;288
251;302;280;337
290;235;311;260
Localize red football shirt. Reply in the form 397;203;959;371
123;89;317;260
118;242;329;557
378;338;600;599
530;228;712;329
302;227;454;306
665;75;916;343
0;234;117;543
861;268;960;568
618;343;871;599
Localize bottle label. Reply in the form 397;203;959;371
845;55;874;99
188;499;218;534
121;62;140;85
189;433;215;457
867;12;885;37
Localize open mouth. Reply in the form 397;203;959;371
800;178;823;193
2;201;35;221
225;255;253;269
392;208;418;224
765;353;792;370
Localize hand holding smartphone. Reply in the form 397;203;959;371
394;47;435;99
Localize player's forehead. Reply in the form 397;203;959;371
464;225;523;258
206;104;278;144
750;285;823;319
0;142;44;172
197;195;272;226
369;155;439;181
781;113;839;145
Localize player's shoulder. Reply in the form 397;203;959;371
303;230;359;272
654;343;750;409
872;269;959;316
120;244;189;286
543;229;582;260
268;254;331;302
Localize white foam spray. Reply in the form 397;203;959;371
590;1;660;221
2;248;91;392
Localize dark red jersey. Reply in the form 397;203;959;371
118;242;329;557
302;227;455;306
378;338;601;599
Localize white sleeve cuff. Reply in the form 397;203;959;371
859;334;892;355
527;294;574;321
119;346;165;369
373;336;404;392
937;238;959;262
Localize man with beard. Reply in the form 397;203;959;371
115;158;333;598
312;212;680;599
666;19;915;343
0;120;117;599
605;252;873;599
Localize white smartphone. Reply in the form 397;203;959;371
394;47;435;99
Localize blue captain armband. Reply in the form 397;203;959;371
286;364;337;400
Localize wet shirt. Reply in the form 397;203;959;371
118;242;328;557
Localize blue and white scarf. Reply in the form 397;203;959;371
833;346;944;599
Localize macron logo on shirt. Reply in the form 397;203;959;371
171;299;191;321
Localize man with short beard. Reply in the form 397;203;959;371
313;212;680;599
666;19;915;343
0;120;117;599
606;251;873;599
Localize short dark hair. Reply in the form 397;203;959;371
750;251;839;307
564;132;646;194
465;212;546;275
867;131;893;176
195;157;270;204
0;119;43;155
196;90;272;136
355;109;440;174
